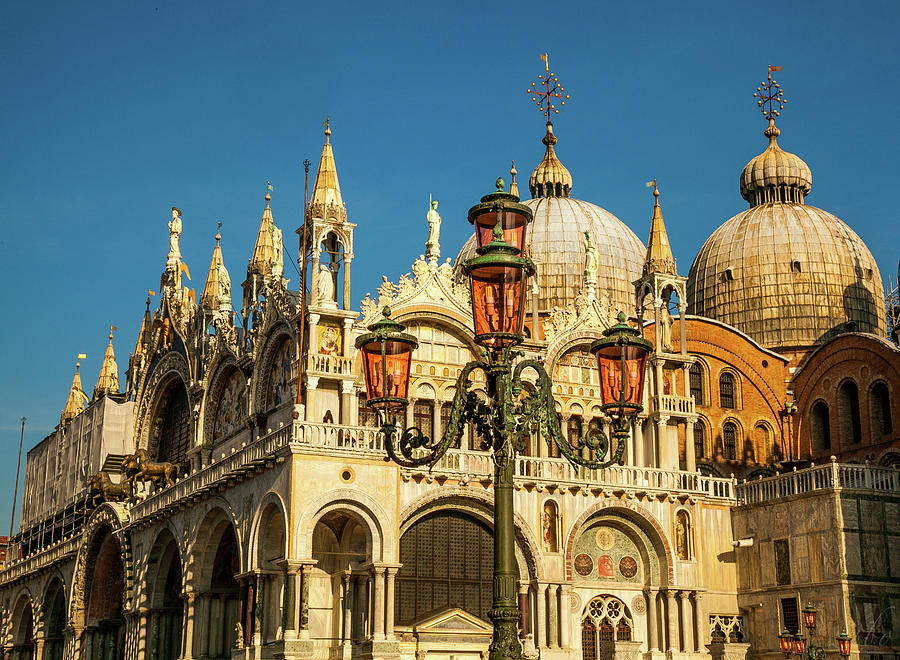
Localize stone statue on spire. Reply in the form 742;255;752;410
167;207;183;270
271;221;284;280
425;196;441;263
583;231;598;280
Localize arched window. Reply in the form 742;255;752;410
870;382;892;439
675;510;693;560
582;595;635;660
568;416;583;447
693;423;706;459
723;422;738;460
719;372;736;409
751;423;771;462
413;401;433;434
396;511;494;625
157;380;190;465
811;401;831;451
582;621;597;660
838;381;862;444
690;363;704;405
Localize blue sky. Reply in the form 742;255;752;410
1;0;898;532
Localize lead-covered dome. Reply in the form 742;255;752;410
688;119;885;349
456;123;645;316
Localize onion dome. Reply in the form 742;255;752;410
529;122;572;198
688;118;885;349
740;119;812;205
457;123;645;317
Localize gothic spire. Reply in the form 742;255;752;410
248;191;276;277
642;180;677;277
201;226;232;312
61;355;87;424
308;119;346;221
93;328;120;400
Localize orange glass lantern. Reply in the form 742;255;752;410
792;634;806;656
590;312;652;418
802;603;817;630
778;629;794;656
467;178;532;253
355;307;418;414
465;179;534;348
836;631;851;657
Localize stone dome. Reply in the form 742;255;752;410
688;120;885;349
456;123;645;316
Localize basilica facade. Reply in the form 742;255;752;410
1;81;899;660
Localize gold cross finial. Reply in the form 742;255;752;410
753;65;786;121
527;53;570;120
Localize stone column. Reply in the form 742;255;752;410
406;400;415;431
254;574;266;645
310;252;321;307
341;574;353;646
518;583;530;637
372;566;386;640
665;590;678;652
33;636;45;660
431;400;441;444
693;592;705;652
304;376;319;423
646;590;659;652
634;419;645;467
536;583;548;649
181;592;195;660
680;592;694;653
548;584;559;649
676;591;686;652
678;304;687;355
685;420;697;473
342;256;352;310
657;416;671;470
341;318;355;358
340;381;355;427
278;561;297;640
385;567;398;640
298;562;317;640
244;577;255;647
558;584;571;649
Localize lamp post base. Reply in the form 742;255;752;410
488;606;523;660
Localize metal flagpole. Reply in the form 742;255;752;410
7;417;25;562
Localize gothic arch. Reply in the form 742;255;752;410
544;331;605;376
70;504;132;625
248;491;289;570
202;358;248;445
564;501;674;584
136;351;192;454
251;324;297;414
10;590;35;650
190;505;244;590
296;488;392;562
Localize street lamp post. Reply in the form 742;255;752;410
777;604;852;660
356;178;652;660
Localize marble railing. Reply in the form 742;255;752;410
650;394;696;416
306;353;355;377
129;425;294;522
735;459;900;505
0;535;80;584
292;422;735;499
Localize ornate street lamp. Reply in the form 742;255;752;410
836;631;851;657
779;629;794;657
772;601;849;660
357;178;651;660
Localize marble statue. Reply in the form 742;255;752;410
271;222;284;279
583;230;598;280
219;263;231;310
168;207;183;262
425;196;441;261
660;303;674;352
317;263;335;303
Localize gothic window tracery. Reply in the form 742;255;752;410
581;595;635;660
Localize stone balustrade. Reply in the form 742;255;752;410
735;458;900;505
650;394;696;416
306;353;355;377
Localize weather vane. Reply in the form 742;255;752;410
753;65;786;121
527;53;571;120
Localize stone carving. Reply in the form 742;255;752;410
271;223;284;279
584;230;598;280
619;555;638;578
574;553;593;576
426;196;441;262
660;303;674;352
317;264;335;303
167;207;183;267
